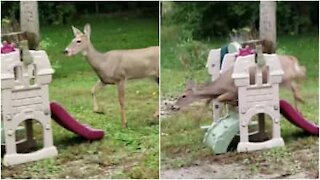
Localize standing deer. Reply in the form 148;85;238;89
172;55;305;110
64;24;159;128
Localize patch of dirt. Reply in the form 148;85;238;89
161;160;312;179
161;161;247;179
161;142;319;179
58;157;141;179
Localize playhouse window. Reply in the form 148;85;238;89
262;66;269;84
249;66;256;85
29;64;37;86
32;64;37;76
13;66;22;81
249;66;269;85
29;78;36;85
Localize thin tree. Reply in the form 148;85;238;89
259;1;276;53
20;1;39;49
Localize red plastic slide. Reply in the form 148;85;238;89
280;100;319;136
50;102;105;140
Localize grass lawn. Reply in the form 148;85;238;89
1;14;159;179
161;30;319;178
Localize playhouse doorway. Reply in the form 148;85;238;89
247;113;273;142
15;119;44;154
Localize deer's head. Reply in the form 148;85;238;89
64;24;91;56
171;79;198;111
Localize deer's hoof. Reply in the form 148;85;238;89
93;109;105;114
122;123;128;128
153;113;159;119
171;105;180;111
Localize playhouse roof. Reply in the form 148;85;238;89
232;54;283;80
1;50;54;80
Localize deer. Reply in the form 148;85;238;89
172;55;306;111
172;67;238;111
64;24;159;128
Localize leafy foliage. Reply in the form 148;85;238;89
161;24;210;71
163;1;318;39
38;2;76;25
177;39;209;71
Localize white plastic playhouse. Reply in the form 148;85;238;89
203;43;285;154
1;45;58;166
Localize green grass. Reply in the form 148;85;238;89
161;30;319;176
1;15;159;179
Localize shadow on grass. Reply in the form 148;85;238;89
55;135;105;148
282;129;317;142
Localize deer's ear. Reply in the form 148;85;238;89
186;79;196;91
72;26;83;37
84;23;91;38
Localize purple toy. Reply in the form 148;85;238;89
1;41;16;54
238;46;255;57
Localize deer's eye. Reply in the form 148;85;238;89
182;95;186;98
76;40;81;43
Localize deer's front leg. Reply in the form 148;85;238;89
153;108;159;118
117;80;127;128
91;80;106;113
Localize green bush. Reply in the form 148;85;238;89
161;24;209;71
177;39;209;71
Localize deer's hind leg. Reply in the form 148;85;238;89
91;80;106;114
290;82;304;110
153;77;160;118
117;80;127;128
217;92;236;105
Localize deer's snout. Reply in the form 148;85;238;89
171;105;180;111
63;49;73;56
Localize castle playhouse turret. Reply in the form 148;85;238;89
1;47;58;166
232;53;285;152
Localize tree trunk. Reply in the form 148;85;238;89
259;1;276;53
95;1;99;14
20;1;39;49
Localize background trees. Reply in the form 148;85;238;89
2;1;318;38
1;1;158;25
162;1;318;39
